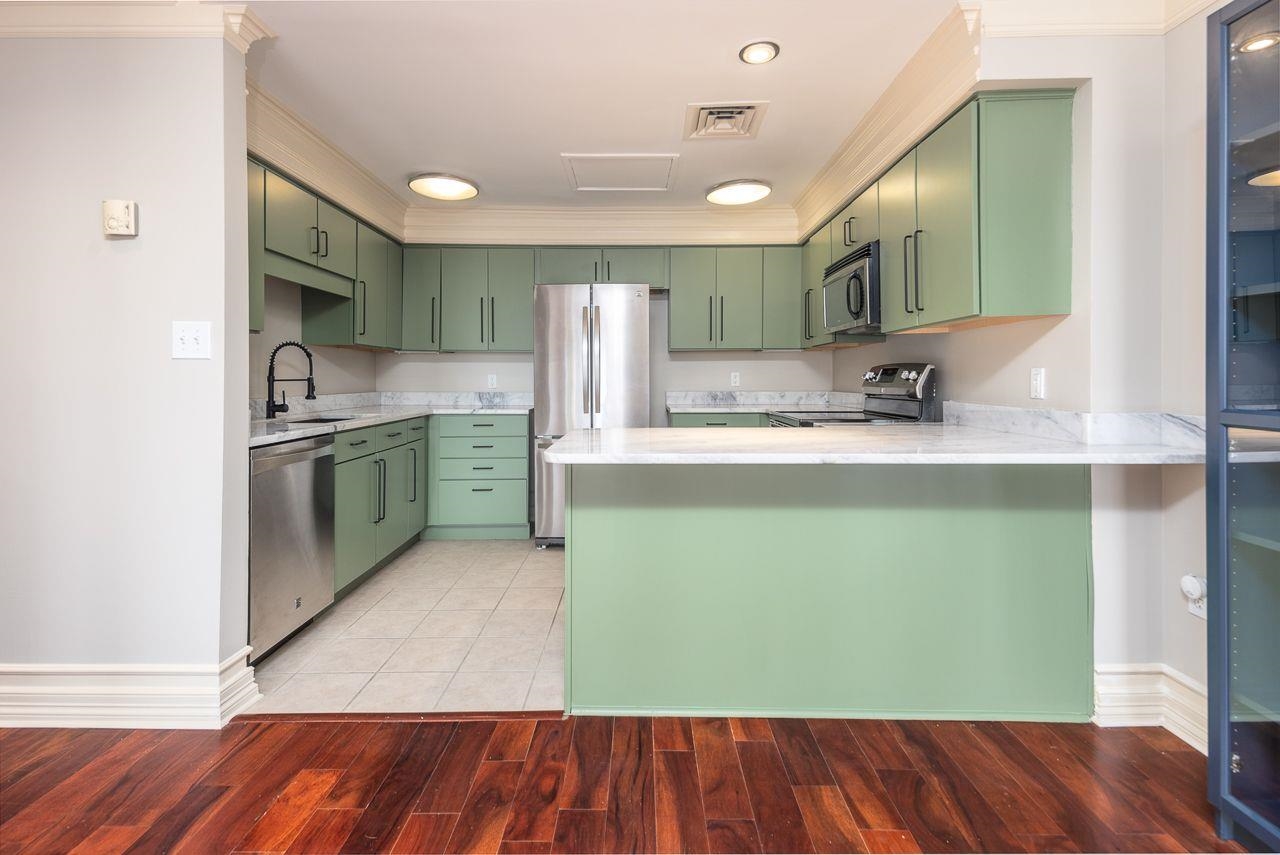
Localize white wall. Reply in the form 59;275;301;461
0;38;245;667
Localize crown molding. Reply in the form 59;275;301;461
0;2;274;53
403;205;800;246
793;6;980;238
246;80;408;239
976;0;1227;37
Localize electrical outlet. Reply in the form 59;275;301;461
730;371;741;388
1030;367;1047;400
487;374;498;389
1181;574;1207;620
172;321;211;359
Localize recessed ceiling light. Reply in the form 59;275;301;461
1247;167;1280;187
408;173;478;201
1240;31;1280;52
738;41;779;65
706;179;772;205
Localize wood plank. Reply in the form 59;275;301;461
735;739;814;854
121;785;230;855
200;722;298;786
1;728;87;791
653;718;694;751
286;809;364;854
1132;727;1200;754
793;785;869;854
845;720;915;771
707;818;763;854
235;769;342;853
309;722;379;770
391;813;458;854
486;720;538;762
551;809;606;854
655;750;710;854
107;727;257;826
1115;832;1189;852
341;723;456;854
876;769;975;854
0;729;127;822
499;842;552;854
769;719;835;786
730;718;775;742
66;823;148;855
417;720;499;813
324;722;417;811
560;717;612;811
690;718;753;821
1022;833;1084;852
807;718;905;830
504;718;575;842
894;720;1025;852
443;761;523;854
604;716;656;854
860;828;923;853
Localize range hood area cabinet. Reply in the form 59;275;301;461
536;247;669;289
300;222;403;350
438;247;536;352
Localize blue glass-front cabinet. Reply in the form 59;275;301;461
1207;0;1280;848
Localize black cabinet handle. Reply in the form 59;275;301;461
374;458;386;523
708;295;714;341
409;447;418;503
369;459;380;523
473;466;494;470
902;236;915;314
803;288;812;340
386;431;402;438
490;296;496;343
309;226;319;255
606;260;611;280
410;425;424;431
720;295;725;341
913;228;924;311
473;444;494;449
480;297;485;343
472;488;494;492
594;261;599;281
843;218;853;247
348;439;368;447
320;230;329;258
473;423;495;427
430;296;436;344
707;421;728;426
359;280;368;333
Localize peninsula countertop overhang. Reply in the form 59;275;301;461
543;425;1207;465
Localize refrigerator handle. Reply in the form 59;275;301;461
592;305;602;414
581;305;590;415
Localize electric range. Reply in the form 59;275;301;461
767;362;939;427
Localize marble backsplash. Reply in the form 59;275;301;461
250;390;534;420
944;401;1206;449
665;390;865;410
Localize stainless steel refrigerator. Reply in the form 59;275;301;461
534;282;649;545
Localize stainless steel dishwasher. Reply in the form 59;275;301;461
249;435;335;663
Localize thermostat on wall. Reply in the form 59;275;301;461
102;200;137;236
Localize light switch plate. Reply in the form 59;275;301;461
103;199;138;236
1030;367;1047;400
487;374;498;389
730;371;741;388
172;321;212;359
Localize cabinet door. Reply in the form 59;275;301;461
440;248;489;351
264;171;318;265
668;247;718;350
376;446;411;562
831;185;879;259
385;241;403;350
402;247;441;351
488;247;535;352
878;150;919;332
316;199;357;280
537;248;602;283
334;456;378;592
406;438;427;537
354;224;388;347
248;161;266;333
801;229;834;347
603;247;668;289
715;247;763;349
916;102;979;327
763;246;802;349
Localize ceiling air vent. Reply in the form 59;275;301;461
684;102;769;140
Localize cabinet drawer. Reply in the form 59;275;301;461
375;420;412;451
438;436;528;459
334;427;377;462
435;479;528;526
404;417;427;440
436;457;527;480
669;413;767;428
435;414;528;438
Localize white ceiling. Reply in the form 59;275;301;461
246;0;956;210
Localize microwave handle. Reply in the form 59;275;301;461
848;271;865;319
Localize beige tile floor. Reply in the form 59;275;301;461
250;539;565;713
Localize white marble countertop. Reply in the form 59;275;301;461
667;404;862;414
543;425;1207;465
250;405;531;449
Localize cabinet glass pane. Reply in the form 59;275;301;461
1226;426;1280;826
1226;0;1280;411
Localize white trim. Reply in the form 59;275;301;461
977;0;1233;38
0;3;274;54
1093;663;1208;753
0;646;259;730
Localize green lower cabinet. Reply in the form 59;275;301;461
434;480;528;526
334;453;379;592
375;444;411;562
669;413;768;427
426;415;530;539
408;438;427;535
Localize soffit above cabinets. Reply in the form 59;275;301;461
562;154;679;192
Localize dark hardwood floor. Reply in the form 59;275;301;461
0;715;1240;854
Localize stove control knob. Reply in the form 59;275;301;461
863;371;875;381
908;371;919;380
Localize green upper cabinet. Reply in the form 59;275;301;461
715;247;763;349
832;183;880;257
537;248;602;283
602;247;668;289
264;170;318;265
878;150;919;334
441;248;489;352
316;199;358;280
488;247;535;352
402;247;442;351
800;226;834;347
763;246;802;349
354;224;389;347
668;247;718;350
385;240;403;350
248;161;266;333
915;101;978;328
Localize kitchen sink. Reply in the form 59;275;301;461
288;416;359;424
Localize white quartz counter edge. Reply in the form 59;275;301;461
666;405;861;414
250;406;531;449
543;426;1207;465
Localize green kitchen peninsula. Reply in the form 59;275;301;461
545;426;1204;722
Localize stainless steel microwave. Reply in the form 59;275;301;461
822;241;880;334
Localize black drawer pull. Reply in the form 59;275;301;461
473;444;494;449
706;422;728;426
410;426;424;431
386;431;402;438
473;423;494;427
472;488;494;492
348;439;368;447
473;466;494;470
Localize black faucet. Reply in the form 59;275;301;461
266;340;317;419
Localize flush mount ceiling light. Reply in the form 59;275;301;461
738;41;779;64
1240;31;1280;52
1247;167;1280;187
408;173;478;201
706;179;772;205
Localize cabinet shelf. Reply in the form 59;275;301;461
1232;529;1280;553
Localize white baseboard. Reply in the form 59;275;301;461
1094;663;1208;753
0;646;260;729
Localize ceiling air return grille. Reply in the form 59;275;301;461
684;102;769;140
